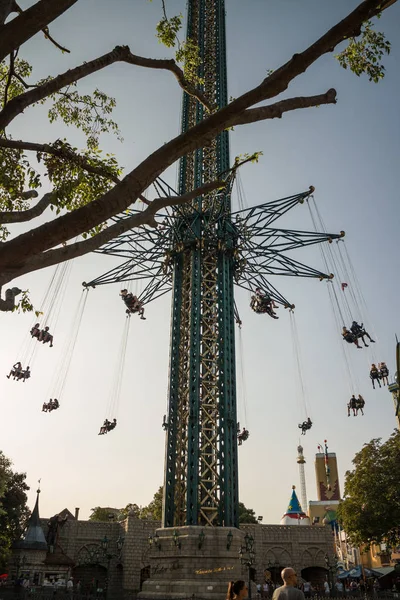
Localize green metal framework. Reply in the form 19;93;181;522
85;0;343;528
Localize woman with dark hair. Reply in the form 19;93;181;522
227;580;248;600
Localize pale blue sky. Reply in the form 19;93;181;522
1;0;399;524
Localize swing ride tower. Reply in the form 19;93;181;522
163;0;238;530
86;2;344;591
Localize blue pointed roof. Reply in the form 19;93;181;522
13;489;47;551
285;486;305;515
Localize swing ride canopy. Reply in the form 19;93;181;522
85;0;343;528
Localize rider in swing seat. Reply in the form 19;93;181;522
350;321;375;347
237;427;249;445
347;395;357;417
298;417;312;435
379;362;389;385
370;364;382;389
30;323;41;339
356;394;365;415
120;289;146;320
7;362;22;379
342;327;362;349
40;326;54;347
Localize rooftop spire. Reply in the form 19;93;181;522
14;484;47;550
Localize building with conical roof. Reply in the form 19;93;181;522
280;486;311;526
14;489;47;551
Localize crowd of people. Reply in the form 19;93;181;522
227;569;388;600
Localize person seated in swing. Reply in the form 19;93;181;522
347;395;357;417
342;327;361;348
42;401;48;412
30;323;41;339
21;366;31;382
47;399;59;412
379;362;389;386
350;321;375;347
298;417;312;435
370;364;381;389
250;288;279;319
120;289;146;320
107;418;117;432
7;361;22;379
237;427;249;445
356;394;365;415
39;326;54;347
99;419;112;435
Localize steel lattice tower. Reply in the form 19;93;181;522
86;0;343;529
165;0;237;529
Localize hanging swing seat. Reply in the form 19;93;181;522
42;399;59;413
250;294;278;319
98;418;117;435
237;428;249;445
120;290;146;319
298;418;312;435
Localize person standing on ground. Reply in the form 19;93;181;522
272;569;305;600
227;580;248;600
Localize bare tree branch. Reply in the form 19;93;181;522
5;180;226;279
0;0;78;62
42;26;70;53
0;46;211;131
228;89;337;127
0;0;19;26
0;138;121;184
0;191;53;223
0;0;397;282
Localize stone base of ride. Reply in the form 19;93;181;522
138;526;246;599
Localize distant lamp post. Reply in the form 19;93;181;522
267;559;279;584
149;533;162;550
257;516;263;522
100;535;125;600
324;554;337;597
198;530;206;550
173;529;181;549
227;530;233;550
240;533;255;599
14;555;27;580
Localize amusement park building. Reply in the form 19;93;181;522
9;495;335;598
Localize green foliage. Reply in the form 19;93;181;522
0;451;30;570
238;501;258;524
12;290;42;316
140;486;163;521
337;430;400;548
0;56;123;241
156;15;183;48
0;58;32;105
89;507;121;522
45;86;122;150
336;20;391;83
175;38;203;84
156;13;203;85
40;140;121;212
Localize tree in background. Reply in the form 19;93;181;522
0;451;30;569
89;488;257;525
337;430;400;548
140;487;163;522
0;0;397;310
238;502;258;524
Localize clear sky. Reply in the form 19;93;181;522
1;0;399;525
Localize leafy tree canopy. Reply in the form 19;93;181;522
89;487;163;523
0;0;396;311
337;430;400;548
0;451;30;569
238;501;259;524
